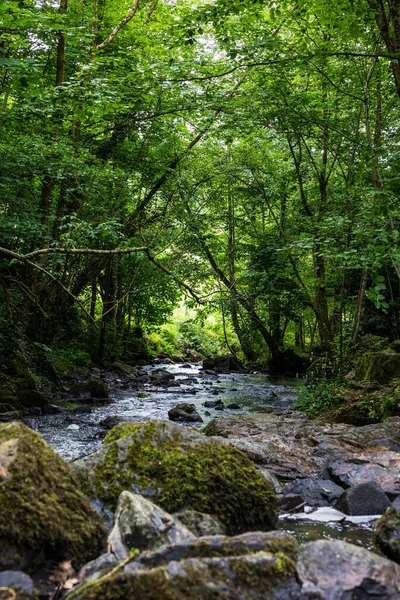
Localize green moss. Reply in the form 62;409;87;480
0;422;107;573
202;420;229;438
69;551;296;600
79;421;277;536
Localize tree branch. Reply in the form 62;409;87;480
0;246;148;261
96;0;141;51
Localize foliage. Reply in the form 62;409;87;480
2;0;400;380
295;381;344;417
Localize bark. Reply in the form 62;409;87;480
352;268;368;344
367;0;400;97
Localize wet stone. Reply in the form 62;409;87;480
335;481;391;516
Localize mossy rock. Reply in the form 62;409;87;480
0;422;107;573
67;531;298;600
71;420;278;536
355;352;400;384
374;509;400;563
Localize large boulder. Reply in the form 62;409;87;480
108;492;195;560
375;507;400;563
335;481;391;516
297;539;400;598
0;421;107;573
355;351;400;384
71;419;278;535
67;531;299;600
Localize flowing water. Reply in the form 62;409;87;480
32;363;298;461
26;363;380;550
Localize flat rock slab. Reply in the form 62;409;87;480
328;460;400;498
297;539;400;598
204;414;400;485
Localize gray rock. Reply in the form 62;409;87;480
282;479;345;507
375;508;400;563
297;539;400;598
67;531;299;600
203;399;224;408
0;571;35;599
203;413;400;484
173;510;225;536
335;481;391;515
168;403;203;423
108;492;196;560
150;369;174;384
328;459;400;498
77;553;118;583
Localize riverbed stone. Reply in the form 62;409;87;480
0;421;107;573
203;413;400;486
168;402;203;423
108;492;195;560
0;571;35;600
335;481;391;516
150;369;174;384
375;508;400;563
281;478;345;507
297;539;400;598
173;510;226;536
328;459;400;498
71;419;278;535
67;531;299;600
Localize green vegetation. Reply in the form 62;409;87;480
2;0;400;387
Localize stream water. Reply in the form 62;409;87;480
27;363;379;551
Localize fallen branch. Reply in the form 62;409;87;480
0;246;148;261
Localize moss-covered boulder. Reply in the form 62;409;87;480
71;419;278;535
67;531;299;600
0;422;107;573
355;351;400;384
375;507;400;563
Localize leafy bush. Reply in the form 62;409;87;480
295;381;344;417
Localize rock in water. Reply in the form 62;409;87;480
0;421;107;573
297;539;400;598
168;403;203;423
375;507;400;563
71;419;278;535
335;481;391;516
108;492;195;560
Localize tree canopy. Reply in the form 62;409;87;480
2;0;400;368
